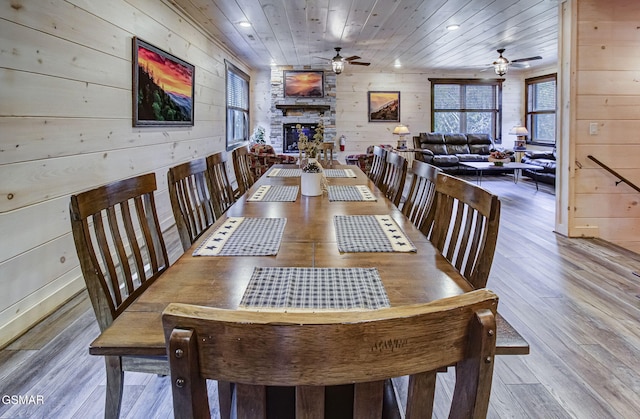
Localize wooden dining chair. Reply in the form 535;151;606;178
318;142;334;167
428;172;501;289
163;289;498;419
231;146;255;197
402;160;440;234
368;145;388;188
168;159;217;252
380;151;408;207
206;152;236;218
69;173;171;419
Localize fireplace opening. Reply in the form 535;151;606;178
283;123;317;153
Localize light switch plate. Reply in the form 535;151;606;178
589;122;598;135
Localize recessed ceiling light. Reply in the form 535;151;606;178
239;21;252;28
446;24;460;31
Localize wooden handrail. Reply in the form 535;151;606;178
587;155;640;194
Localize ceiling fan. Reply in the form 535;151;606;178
315;47;371;74
491;48;542;75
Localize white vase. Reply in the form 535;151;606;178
301;172;323;196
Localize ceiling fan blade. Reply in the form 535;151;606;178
349;61;370;66
344;55;361;61
313;56;331;61
511;56;542;63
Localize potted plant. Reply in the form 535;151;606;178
250;125;266;145
297;122;326;196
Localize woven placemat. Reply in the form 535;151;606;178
193;217;286;256
267;168;302;177
334;215;416;252
328;185;376;201
324;169;357;178
247;185;299;202
239;267;390;311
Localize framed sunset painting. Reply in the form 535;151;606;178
368;91;400;122
283;70;324;98
133;37;195;127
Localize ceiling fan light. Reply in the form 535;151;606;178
493;52;509;76
332;59;345;74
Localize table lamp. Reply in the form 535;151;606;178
393;124;411;149
510;126;529;151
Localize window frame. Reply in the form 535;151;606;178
429;78;504;143
525;73;557;147
225;60;250;151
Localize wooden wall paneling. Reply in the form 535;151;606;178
576;144;640;169
0;138;215;213
0;0;239;347
575;120;640;145
577;71;640;95
0;69;130;118
577;45;640;71
574;217;640;247
0;0;130;58
575;95;640;120
0;118;222;165
571;0;640;252
574;193;640;218
0;267;85;349
575;170;640;194
0;235;79;310
578;2;640;21
0;20;130;89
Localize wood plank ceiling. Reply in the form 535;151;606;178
168;0;559;73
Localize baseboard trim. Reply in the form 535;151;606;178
0;269;85;349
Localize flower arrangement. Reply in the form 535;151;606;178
296;121;324;160
489;150;509;160
488;149;513;166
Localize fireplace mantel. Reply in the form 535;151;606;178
275;104;330;116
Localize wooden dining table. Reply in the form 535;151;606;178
90;162;527;358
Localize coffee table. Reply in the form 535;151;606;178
459;161;543;190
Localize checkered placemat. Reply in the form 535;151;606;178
247;185;299;202
328;185;376;201
193;217;286;256
324;169;357;178
239;267;390;311
267;168;302;177
334;215;416;253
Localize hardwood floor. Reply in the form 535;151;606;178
2;174;640;418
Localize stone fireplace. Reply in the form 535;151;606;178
269;67;336;153
282;123;318;153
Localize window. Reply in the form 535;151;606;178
430;79;503;142
525;74;556;145
226;61;250;151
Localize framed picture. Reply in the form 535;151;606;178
283;70;324;98
132;37;195;127
368;91;400;122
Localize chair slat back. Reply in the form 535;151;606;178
402;160;440;234
368;146;387;188
206;152;236;218
381;151;408;207
430;173;501;289
167;159;217;252
70;173;169;331
318;142;334;167
232;146;255;196
163;289;498;419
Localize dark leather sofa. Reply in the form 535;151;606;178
520;150;556;185
412;132;498;173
